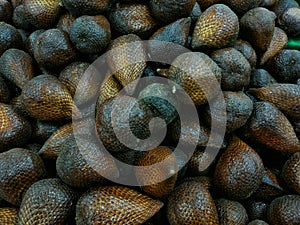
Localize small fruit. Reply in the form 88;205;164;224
0;22;22;56
281;152;300;194
61;0;110;16
278;7;300;37
233;39;257;69
249;69;277;88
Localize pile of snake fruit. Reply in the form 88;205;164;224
0;0;299;224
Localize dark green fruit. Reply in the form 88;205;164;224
265;49;300;83
278;7;300;37
150;0;196;23
56;135;118;188
0;148;46;206
268;195;300;225
214;137;264;200
61;0;110;16
250;69;277;88
281;152;300;194
233;39;257;69
76;186;163;225
33;29;76;70
0;103;32;152
240;7;276;52
24;0;62;29
70;15;111;54
167;180;219;225
215;198;249;225
18;178;78;225
211;48;251;91
0;22;22;56
191;4;239;50
0;0;12;23
0;48;34;89
109;4;157;38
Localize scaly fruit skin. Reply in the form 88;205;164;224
248;220;269;225
167;180;219;225
268;195;300;225
0;148;46;206
233;39;257;69
61;0;110;16
251;84;300;122
0;208;18;225
245;199;268;222
215;198;249;225
0;22;22;56
0;76;11;103
0;103;32;152
281;152;300;194
21;74;80;121
76;186;163;225
191;4;239;50
18;178;78;225
243;101;300;153
249;69;277;88
222;0;263;16
97;74;122;107
214;137;265;200
278;7;300;37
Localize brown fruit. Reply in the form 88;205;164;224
188;149;216;176
214;137;265;200
260;27;288;65
25;29;44;56
136;146;178;198
150;0;196;23
0;208;18;225
233;39;257;69
0;22;22;56
0;148;46;206
211;48;251;91
181;176;212;190
167;180;219;225
57;12;75;34
249;69;277;88
18;178;78;225
96;96;156;152
107;34;146;93
24;0;62;29
191;4;239;50
33;29;76;70
196;0;220;11
222;0;263;16
0;0;12;23
76;186;163;225
268;195;300;225
248;220;269;225
21;74;80;121
168;52;221;105
215;198;249;225
61;0;110;16
0;103;32;152
12;5;34;31
270;0;299;16
97;74;122;107
242;101;300;153
281;152;300;194
250;84;300;122
265;49;300;83
0;48;34;89
56;135;118;188
0;76;11;103
70;15;111;54
278;7;300;37
31;120;59;143
109;4;157;38
240;7;276;52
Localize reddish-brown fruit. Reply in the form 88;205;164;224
97;74;122;107
0;208;18;225
188;149;216;176
109;4;157;38
191;4;239;50
34;29;76;70
21;74;80;121
0;148;46;206
76;186;163;225
268;195;300;225
168;52;221;105
61;0;110;16
222;0;263;16
278;7;300;37
0;48;34;89
57;12;75;34
233;39;257;69
250;84;300;122
18;178;78;225
150;0;196;23
136;146;178;198
260;27;288;65
181;176;212;190
167;180;219;225
215;198;249;225
214;137;265;200
240;7;276;52
56;135;118;188
243;101;300;153
24;0;62;29
281;152;300;194
0;103;32;152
